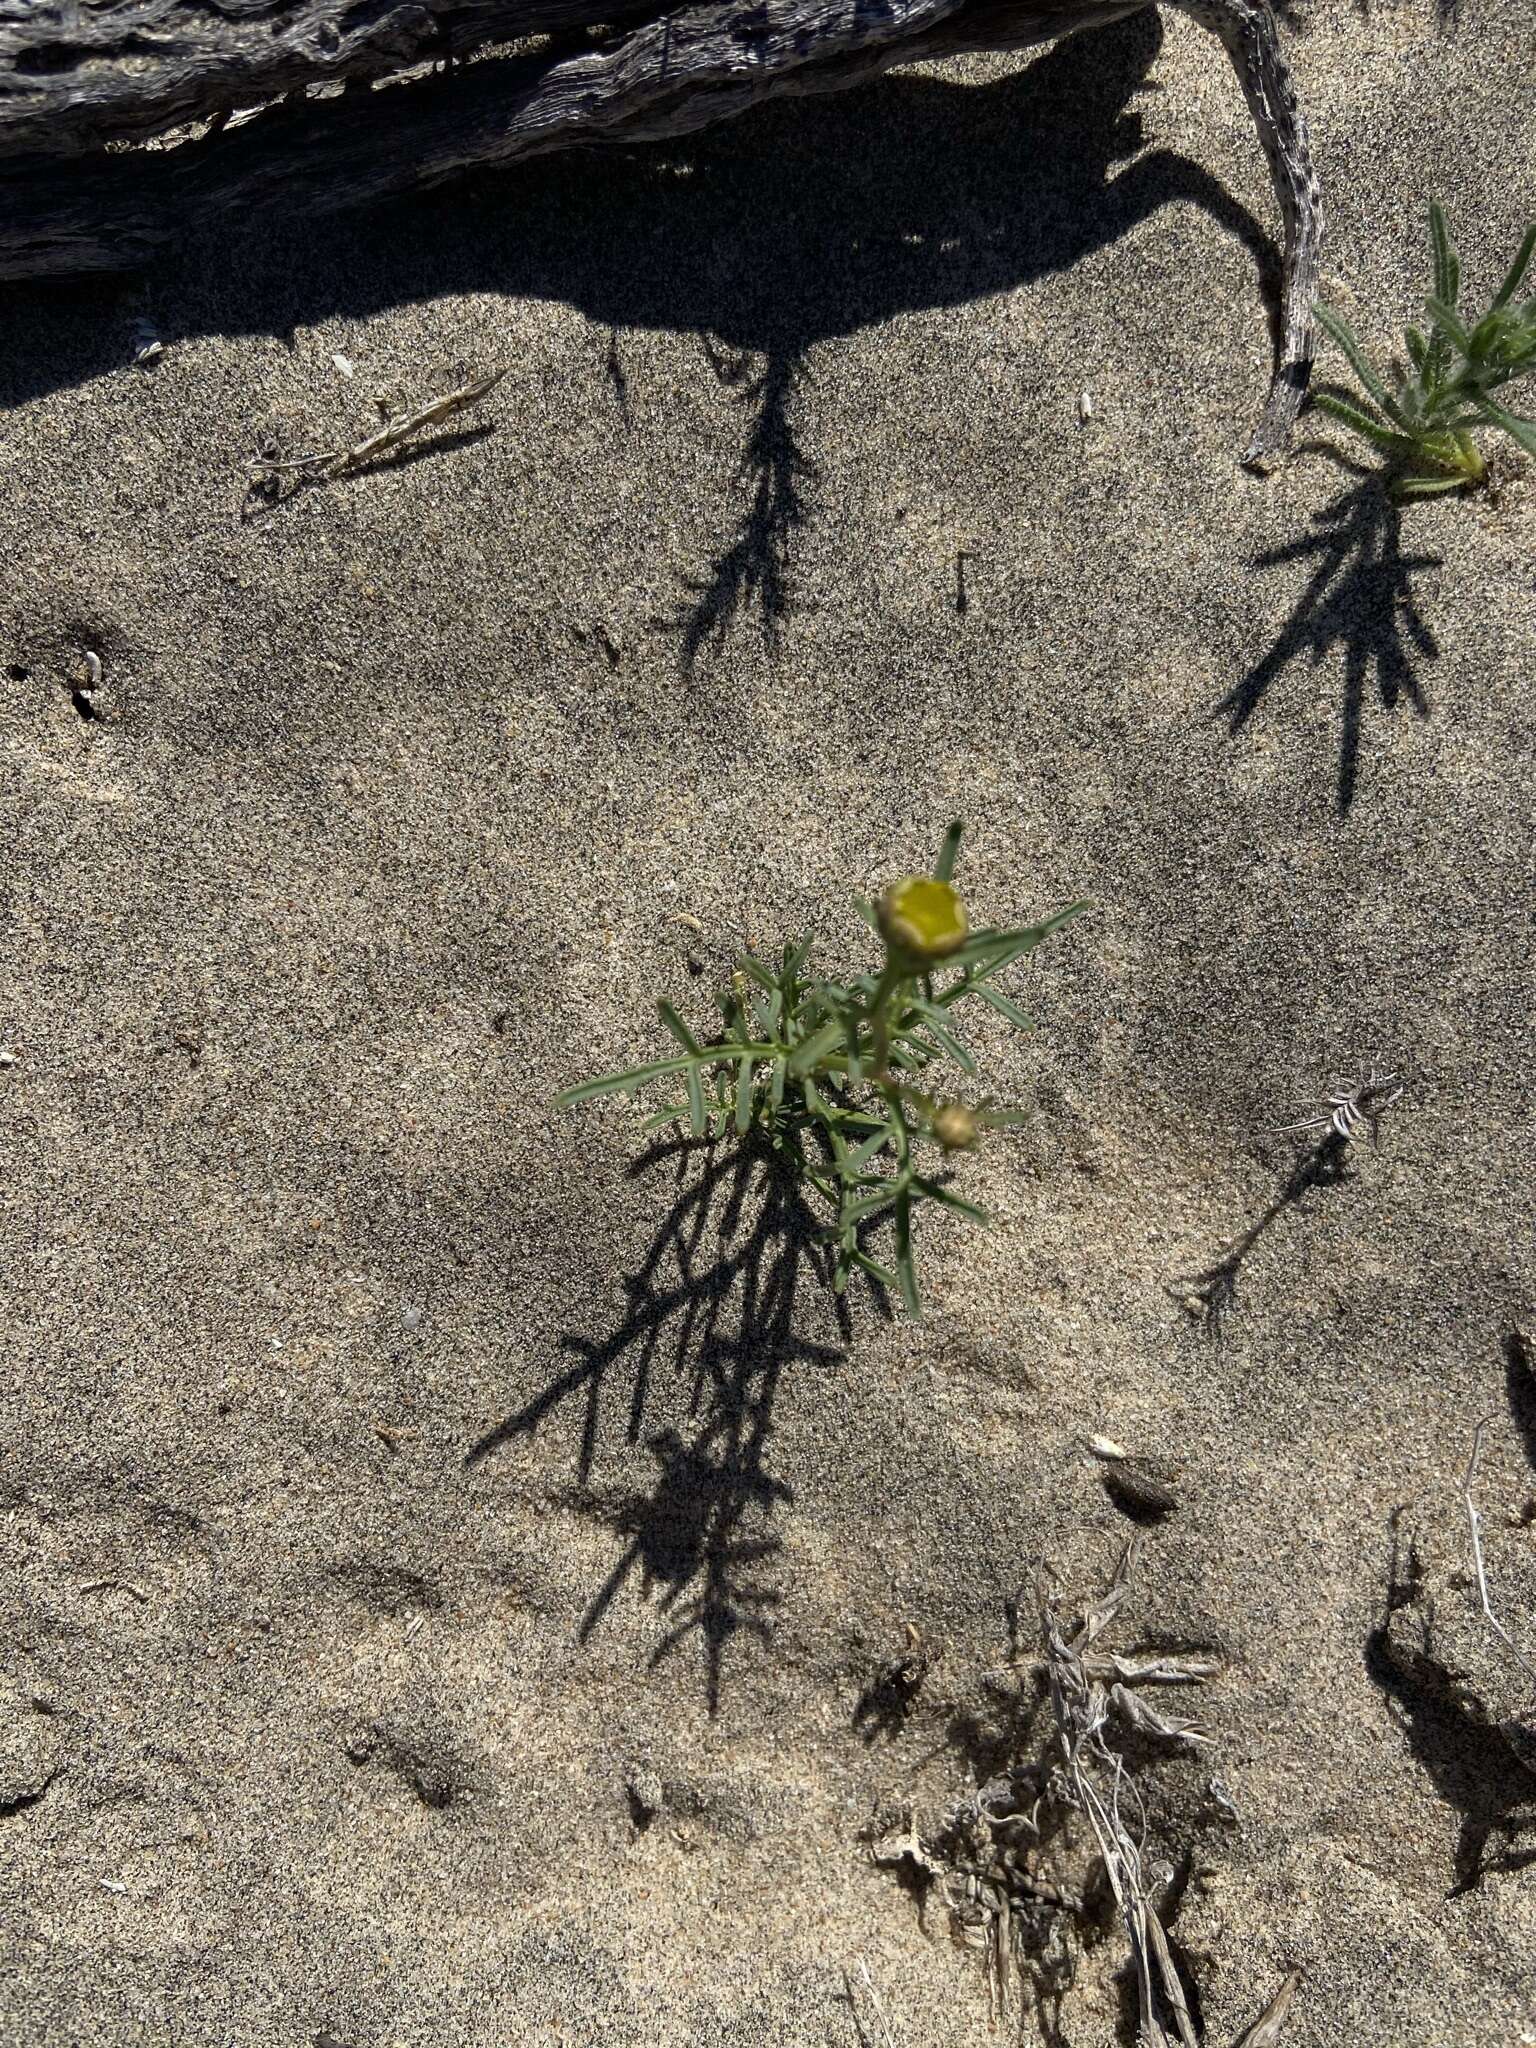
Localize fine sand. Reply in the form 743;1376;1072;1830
3;1;1534;2042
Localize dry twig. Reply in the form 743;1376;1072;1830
246;368;506;486
1463;1419;1536;1685
1265;1066;1403;1146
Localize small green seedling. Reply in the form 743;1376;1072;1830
559;825;1087;1316
1315;201;1536;496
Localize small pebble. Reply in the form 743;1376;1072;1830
1102;1456;1180;1519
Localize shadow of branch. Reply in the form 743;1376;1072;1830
1174;1130;1354;1335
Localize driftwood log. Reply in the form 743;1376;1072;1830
0;0;1321;459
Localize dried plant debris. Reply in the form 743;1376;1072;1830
1462;1421;1536;1685
868;1543;1297;2045
1375;1454;1536;1888
1265;1066;1404;1147
1101;1455;1183;1523
244;368;506;501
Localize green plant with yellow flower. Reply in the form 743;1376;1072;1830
558;825;1086;1315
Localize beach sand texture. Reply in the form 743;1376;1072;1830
2;1;1534;2040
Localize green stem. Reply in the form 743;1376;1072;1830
865;961;905;1083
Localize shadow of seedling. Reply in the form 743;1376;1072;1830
1365;1512;1536;1894
1219;456;1441;813
1174;1129;1355;1334
467;1134;848;1711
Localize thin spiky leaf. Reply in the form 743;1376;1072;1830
1394;472;1469;498
737;953;778;993
1311;390;1415;456
657;1000;701;1055
1429;199;1460;310
555;1055;697;1107
1425;294;1473;356
1475;391;1536;455
1315;306;1412;427
1491;223;1536;311
934;820;963;883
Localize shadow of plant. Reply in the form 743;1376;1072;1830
1174;1129;1356;1334
669;342;817;672
467;1133;850;1710
1218;457;1442;812
1365;1510;1536;1894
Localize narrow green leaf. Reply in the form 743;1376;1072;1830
769;1057;787;1112
1429;199;1458;310
1312;391;1415;456
1425;295;1473;357
781;938;813;987
934;821;963;883
845;1247;900;1293
734;1055;756;1133
1394;473;1468;498
911;1176;990;1224
657;1001;701;1055
1476;391;1536;455
639;1102;690;1132
847;1128;892;1174
972;982;1034;1031
850;895;880;933
556;1055;695;1107
936;902;1090;984
788;1017;844;1077
1491;225;1536;311
685;1065;706;1139
737;954;777;993
841;1183;898;1228
1405;326;1429;375
1316;306;1412;428
893;1193;921;1318
901;1000;977;1073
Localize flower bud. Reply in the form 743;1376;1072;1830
931;1100;980;1153
877;876;969;965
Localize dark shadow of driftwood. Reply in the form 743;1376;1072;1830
466;1133;850;1711
1504;1327;1536;1471
1365;1511;1536;1896
1174;1129;1355;1334
1217;451;1442;813
1;11;1283;668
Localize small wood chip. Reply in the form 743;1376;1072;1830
1231;1971;1301;2048
1086;1433;1129;1460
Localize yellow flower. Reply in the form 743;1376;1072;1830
877;876;969;965
930;1101;980;1153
